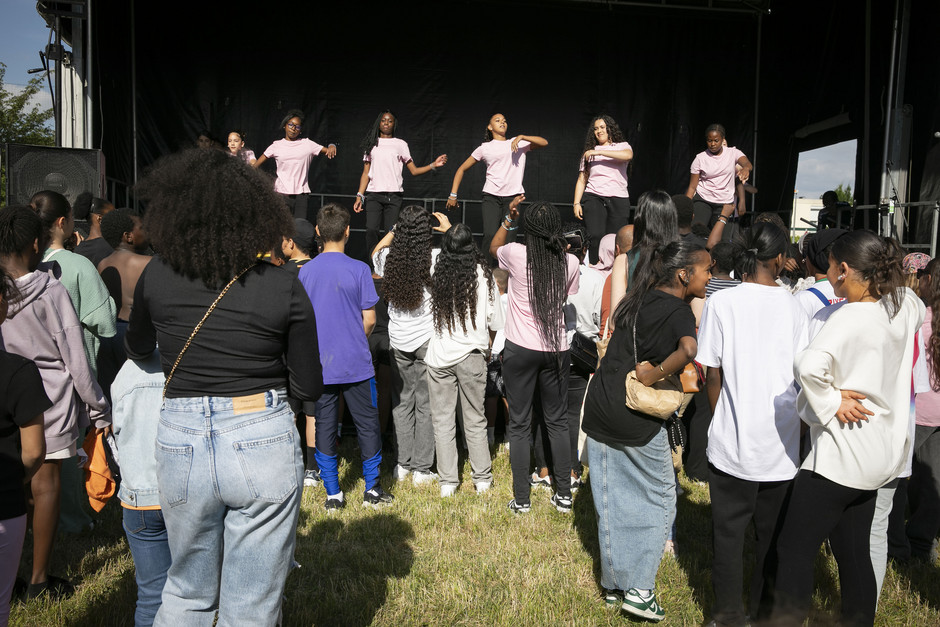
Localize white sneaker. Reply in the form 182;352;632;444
440;484;457;498
475;481;491;493
412;470;438;485
394;464;410;481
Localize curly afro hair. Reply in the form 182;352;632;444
135;148;293;288
382;205;433;312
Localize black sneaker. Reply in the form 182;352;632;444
551;492;573;513
507;499;531;514
363;486;394;508
25;575;75;600
324;494;345;511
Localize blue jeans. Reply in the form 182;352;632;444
587;430;675;592
153;390;302;627
123;508;171;627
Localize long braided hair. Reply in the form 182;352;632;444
382;205;433;312
431;223;494;334
359;109;396;157
523;201;569;353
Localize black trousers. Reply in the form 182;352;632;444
580;193;631;263
365;192;403;258
771;470;878;627
708;465;793;625
681;389;712;482
281;193;312;222
481;193;517;261
503;340;571;503
533;363;590;477
692;194;726;228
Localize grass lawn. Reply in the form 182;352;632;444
10;439;940;626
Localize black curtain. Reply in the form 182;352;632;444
91;0;940;258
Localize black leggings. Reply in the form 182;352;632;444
771;470;878;627
580;193;631;262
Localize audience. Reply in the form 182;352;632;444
6;142;936;627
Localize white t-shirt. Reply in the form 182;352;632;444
263;138;325;195
564;265;605;343
697;282;810;481
690;146;745;205
471;138;531;196
794;278;845;320
491;293;509;356
580;141;631;198
426;266;505;369
364;138;413;193
796;289;924;490
372;247;439;352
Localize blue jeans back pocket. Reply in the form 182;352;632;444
233;431;298;503
156;443;193;508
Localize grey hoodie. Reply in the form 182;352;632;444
0;270;110;453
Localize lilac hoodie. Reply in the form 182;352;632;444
0;270;110;453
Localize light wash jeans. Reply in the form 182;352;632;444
153;390;302;627
123;508;171;627
587;429;675;592
391;341;435;473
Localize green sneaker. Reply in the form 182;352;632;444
622;588;665;622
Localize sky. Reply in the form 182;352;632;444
794;139;857;201
0;0;55;111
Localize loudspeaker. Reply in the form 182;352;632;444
3;144;106;207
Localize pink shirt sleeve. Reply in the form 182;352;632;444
470;144;485;162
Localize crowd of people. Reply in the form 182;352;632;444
0;115;936;627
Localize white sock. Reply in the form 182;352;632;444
328;491;344;502
634;588;652;599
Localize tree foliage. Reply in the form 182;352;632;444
833;183;853;204
1;62;55;206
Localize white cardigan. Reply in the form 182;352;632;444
794;288;925;491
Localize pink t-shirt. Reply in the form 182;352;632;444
364;138;413;193
470;138;531;196
690;146;745;205
580;141;631;198
263;138;325;194
915;307;940;427
497;242;580;352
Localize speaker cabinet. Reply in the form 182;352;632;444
3;144;106;207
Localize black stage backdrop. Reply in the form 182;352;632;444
91;0;940;258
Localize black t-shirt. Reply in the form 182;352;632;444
0;352;53;520
125;257;323;401
74;237;115;269
582;290;696;447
